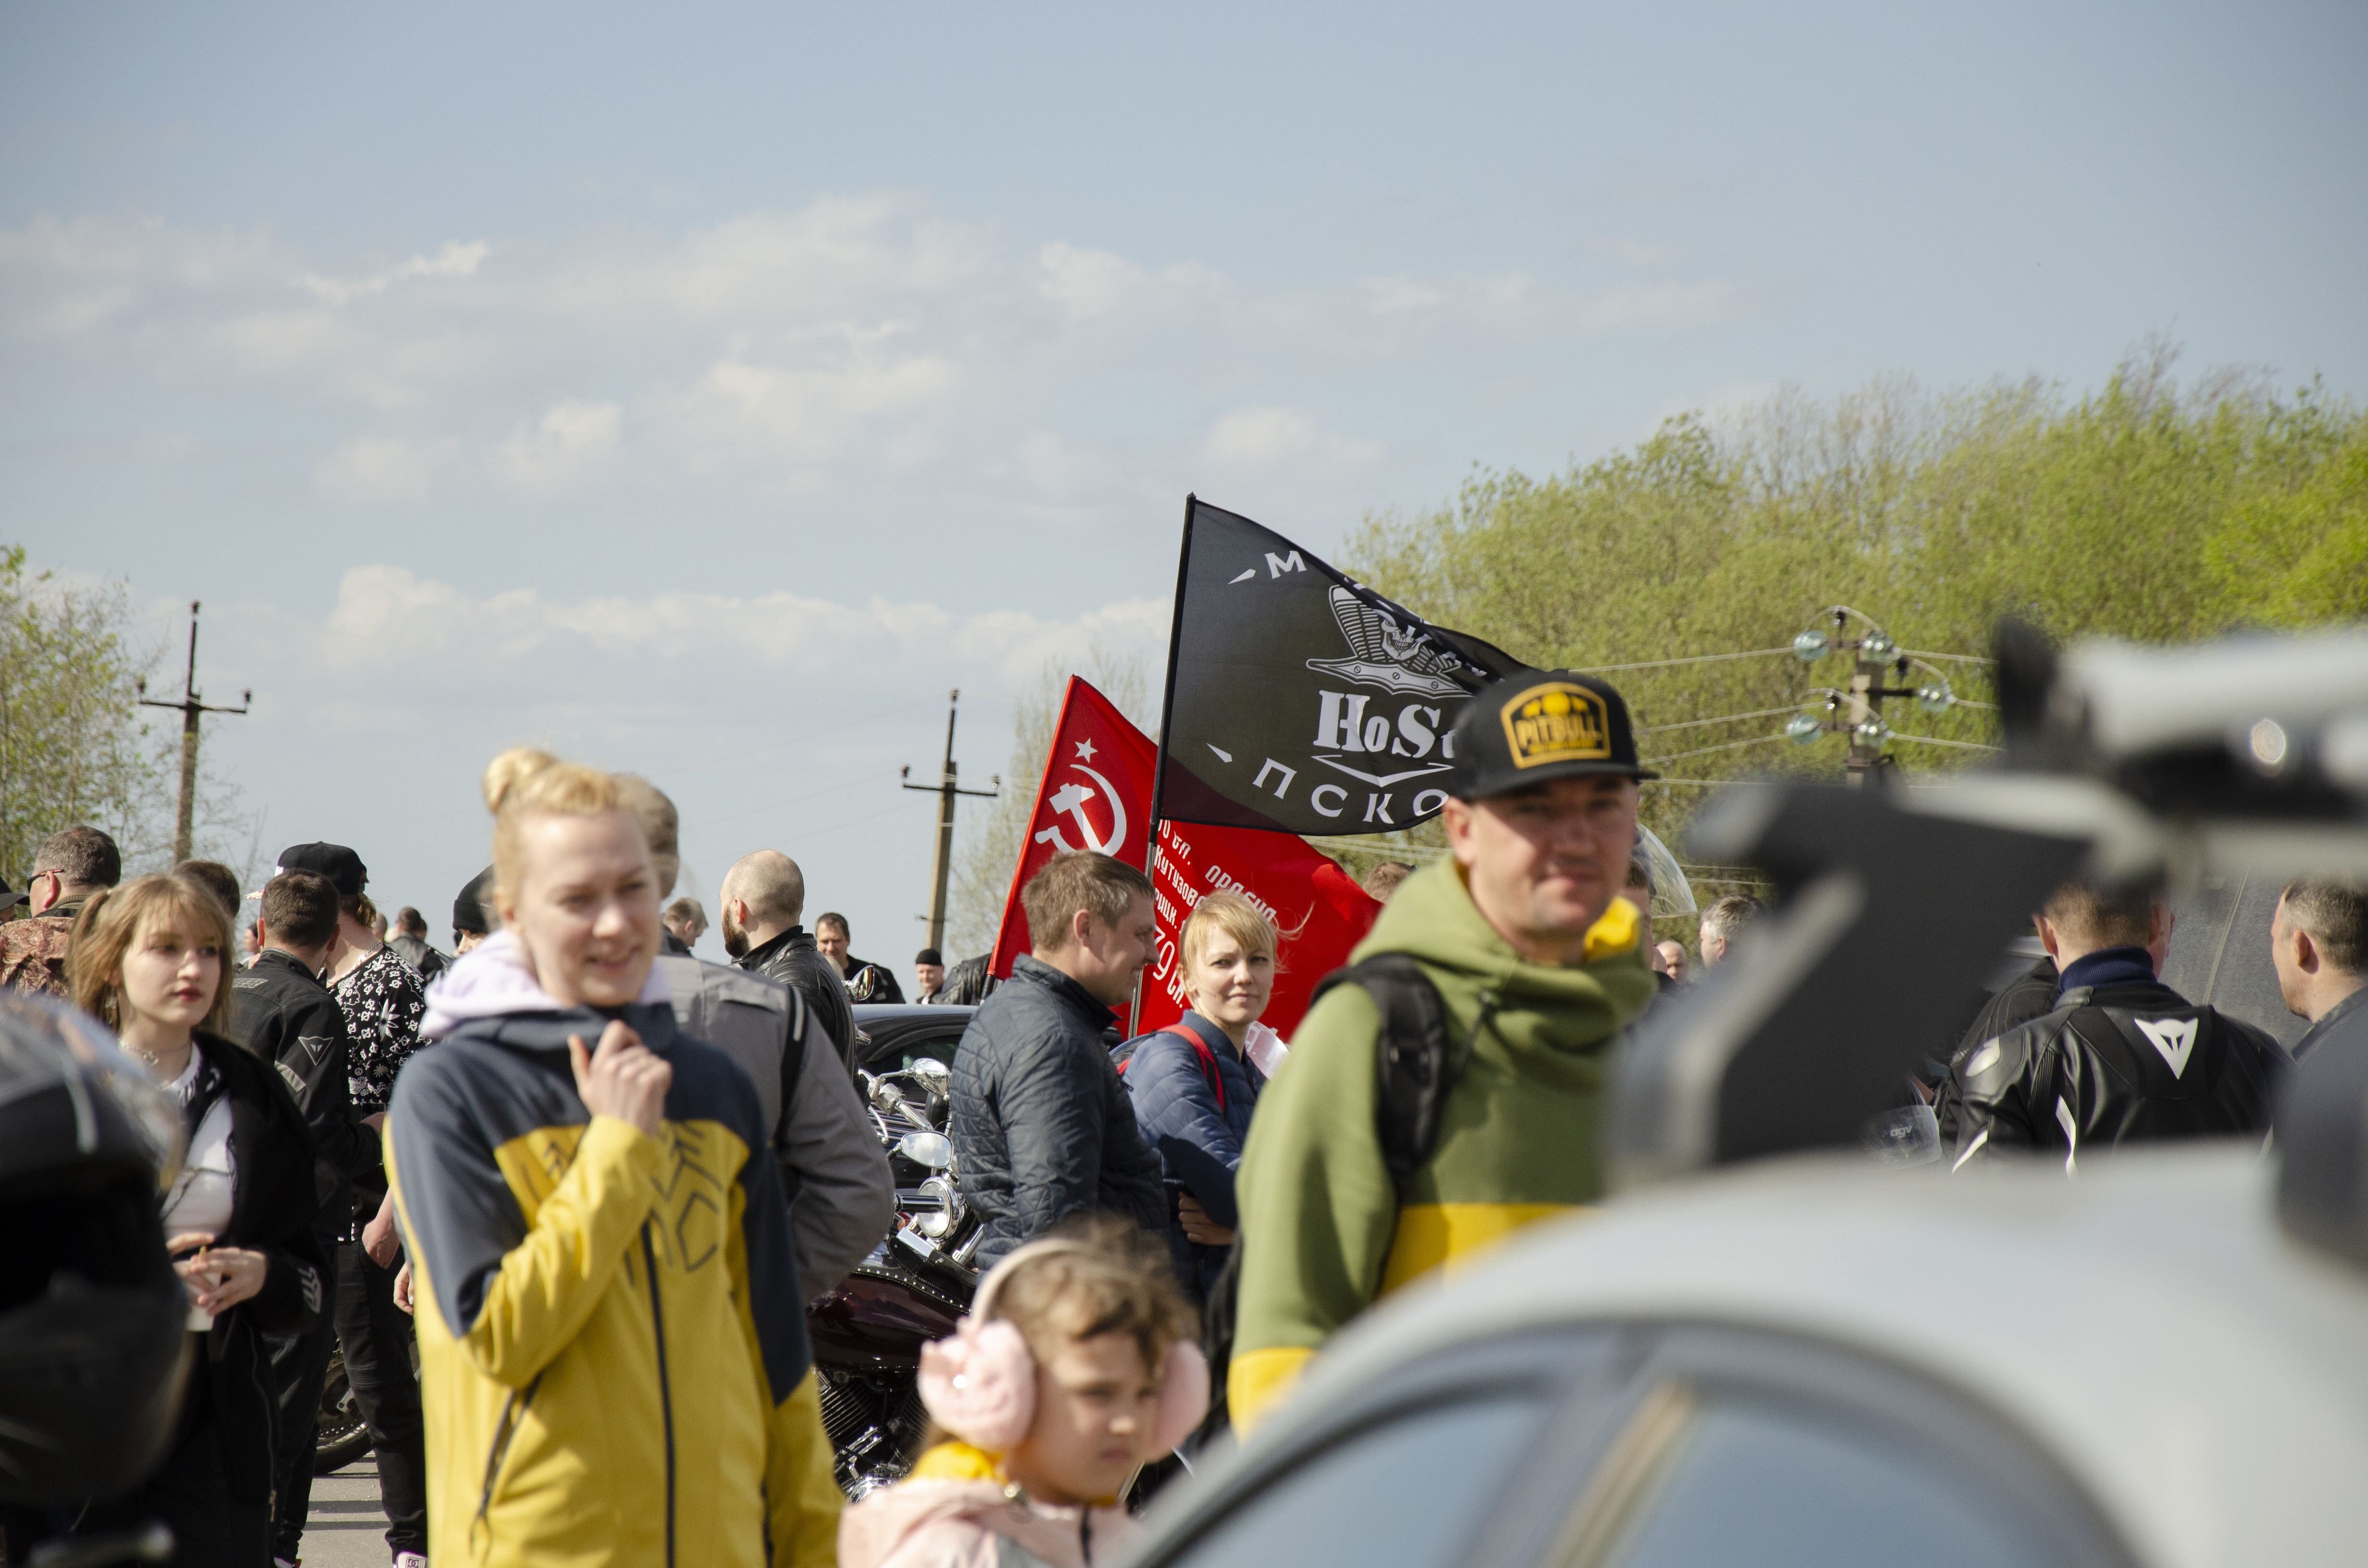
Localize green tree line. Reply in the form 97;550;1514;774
1337;345;2368;928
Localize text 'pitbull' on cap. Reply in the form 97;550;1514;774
1448;670;1658;799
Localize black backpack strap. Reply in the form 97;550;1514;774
1194;955;1476;1446
1309;953;1477;1197
1196;1233;1246;1445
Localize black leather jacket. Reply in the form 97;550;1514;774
736;926;854;1073
927;954;1000;1006
1939;972;2288;1169
230;948;380;1225
181;1032;332;1501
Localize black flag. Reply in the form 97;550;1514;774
1149;497;1523;837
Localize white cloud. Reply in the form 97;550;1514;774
1201;405;1383;475
1037;242;1225;324
287;564;1167;702
314;436;444;504
491;399;622;495
1005;430;1124;502
302;239;490;306
0;197;1751;518
0;214;275;338
1574;281;1737;333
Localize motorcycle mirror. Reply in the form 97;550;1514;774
898;1131;954;1170
909;1057;951;1085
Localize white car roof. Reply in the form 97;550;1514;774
1270;1146;2368;1568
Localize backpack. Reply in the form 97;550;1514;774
1197;952;1480;1440
1113;1021;1231;1112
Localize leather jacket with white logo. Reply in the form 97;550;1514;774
1939;977;2289;1170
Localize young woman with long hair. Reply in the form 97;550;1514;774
67;873;327;1568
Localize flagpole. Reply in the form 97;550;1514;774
1146;494;1196;866
1137;494;1198;1035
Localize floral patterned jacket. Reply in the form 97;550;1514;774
334;942;429;1116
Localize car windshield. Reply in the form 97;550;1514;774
1592;1393;2088;1568
1158;1391;1554;1568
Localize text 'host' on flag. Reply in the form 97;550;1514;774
1149;497;1524;838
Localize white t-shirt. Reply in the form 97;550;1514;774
160;1045;237;1330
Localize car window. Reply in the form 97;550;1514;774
899;1032;961;1069
1592;1394;2082;1568
1159;1392;1552;1568
859;1028;963;1075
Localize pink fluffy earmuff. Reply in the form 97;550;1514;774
917;1239;1211;1457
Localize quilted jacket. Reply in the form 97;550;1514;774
1117;1011;1262;1296
949;955;1165;1265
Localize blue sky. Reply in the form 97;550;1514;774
4;0;2363;955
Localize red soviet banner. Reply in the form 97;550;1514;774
988;677;1157;978
987;675;1383;1039
1139;819;1381;1041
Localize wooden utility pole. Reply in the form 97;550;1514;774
901;690;998;954
1790;608;1927;788
137;602;250;863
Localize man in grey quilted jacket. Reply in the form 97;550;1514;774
950;851;1166;1265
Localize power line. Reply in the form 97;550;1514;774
1643;777;1785;787
1305;836;1451;864
1902;649;1995;665
1887;732;2002;752
1642;733;1791;766
1573;648;1793;674
1635;704;1807;735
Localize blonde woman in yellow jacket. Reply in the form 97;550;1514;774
389;748;840;1567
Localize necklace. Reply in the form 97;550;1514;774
122;1032;193;1077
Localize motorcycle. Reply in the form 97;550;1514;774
313;1346;374;1473
806;1055;987;1498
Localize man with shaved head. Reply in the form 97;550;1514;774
722;849;858;1074
615;781;891;1295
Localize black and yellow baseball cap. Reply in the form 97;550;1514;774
1448;669;1658;798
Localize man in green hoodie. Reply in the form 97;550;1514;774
1229;670;1660;1430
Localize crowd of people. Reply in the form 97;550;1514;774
3;661;2365;1568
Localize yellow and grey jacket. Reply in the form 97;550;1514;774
388;936;839;1568
1228;861;1654;1432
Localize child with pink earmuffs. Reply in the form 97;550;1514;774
840;1219;1209;1568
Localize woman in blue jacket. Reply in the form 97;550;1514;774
1118;894;1280;1298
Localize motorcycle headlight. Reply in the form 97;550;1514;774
914;1175;959;1238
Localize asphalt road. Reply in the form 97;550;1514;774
300;1453;394;1568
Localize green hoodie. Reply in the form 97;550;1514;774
1228;858;1654;1429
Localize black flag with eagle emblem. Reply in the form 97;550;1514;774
1149;496;1524;837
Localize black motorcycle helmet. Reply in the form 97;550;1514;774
0;992;194;1505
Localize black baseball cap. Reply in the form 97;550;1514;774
277;842;367;897
1448;669;1658;800
454;865;499;939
